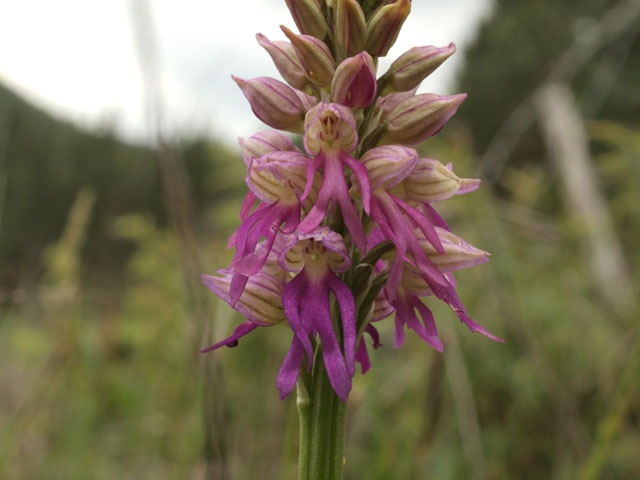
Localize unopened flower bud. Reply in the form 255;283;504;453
282;26;335;87
334;0;367;59
233;75;306;133
377;88;417;115
331;52;377;108
360;145;418;191
419;227;489;272
202;271;285;326
381;93;467;146
384;43;456;94
256;33;307;90
284;0;330;39
403;158;481;202
304;102;358;154
239;131;299;167
360;88;417;139
365;0;411;57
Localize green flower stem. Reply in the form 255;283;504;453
297;347;347;480
296;380;311;480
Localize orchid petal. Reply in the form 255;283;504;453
341;151;371;214
282;274;315;367
310;296;352;402
355;337;372;374
327;271;356;376
391;193;444;254
200;321;259;353
365;323;383;349
240;191;259;221
277;335;305;399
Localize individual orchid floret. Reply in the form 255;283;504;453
389;237;499;349
382;43;457;95
298;103;371;251
229;151;318;304
284;0;329;40
256;33;308;90
331;52;377;108
233;76;307;133
360;146;446;298
238;130;301;220
369;191;447;300
359;145;418;191
281;26;335;87
334;0;367;60
390;280;444;351
200;269;286;352
246;151;315;206
380;93;467;146
365;0;411;57
276;227;356;401
402;158;481;203
369;222;499;351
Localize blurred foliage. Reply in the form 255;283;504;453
0;81;245;291
455;0;640;183
589;120;640;267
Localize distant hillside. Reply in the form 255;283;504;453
0;81;243;290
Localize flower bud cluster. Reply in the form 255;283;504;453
202;0;501;401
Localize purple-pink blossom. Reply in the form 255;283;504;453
201;0;501;402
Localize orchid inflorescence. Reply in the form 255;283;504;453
202;0;501;402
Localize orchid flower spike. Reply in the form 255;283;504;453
202;0;500;405
298;102;371;251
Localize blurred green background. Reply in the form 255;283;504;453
1;0;640;479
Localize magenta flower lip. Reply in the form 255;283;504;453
279;249;356;401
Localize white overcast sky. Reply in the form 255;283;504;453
0;0;492;146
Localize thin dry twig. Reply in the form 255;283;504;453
129;2;230;478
